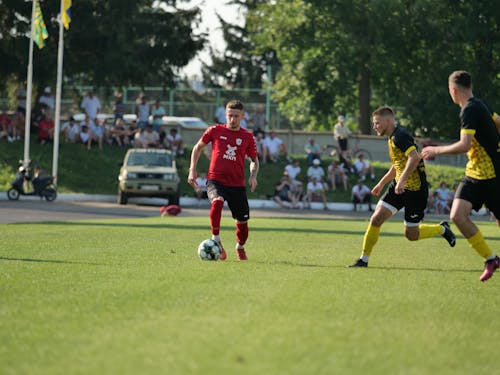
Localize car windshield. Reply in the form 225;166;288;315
127;152;172;167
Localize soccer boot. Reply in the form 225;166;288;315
235;246;248;261
479;256;500;282
440;221;456;247
348;258;368;268
214;239;227;261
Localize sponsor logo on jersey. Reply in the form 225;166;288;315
223;144;237;161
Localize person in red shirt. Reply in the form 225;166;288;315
188;100;259;261
38;113;54;145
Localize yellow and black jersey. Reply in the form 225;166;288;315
388;126;427;191
460;97;500;180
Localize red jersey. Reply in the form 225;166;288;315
202;125;258;187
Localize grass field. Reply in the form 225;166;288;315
1;215;499;374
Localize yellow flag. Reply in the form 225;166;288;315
33;0;49;49
62;0;72;30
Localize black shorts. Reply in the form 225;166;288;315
380;181;428;224
455;176;500;218
338;138;348;151
206;180;250;222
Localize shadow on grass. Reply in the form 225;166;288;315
0;256;103;266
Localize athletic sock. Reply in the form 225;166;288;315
209;199;224;236
417;224;442;240
236;222;248;246
362;224;381;257
467;230;492;260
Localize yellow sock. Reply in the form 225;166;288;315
467;231;492;260
362;224;381;257
417;224;442;240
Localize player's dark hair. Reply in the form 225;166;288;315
226;100;244;111
372;106;394;117
449;70;472;89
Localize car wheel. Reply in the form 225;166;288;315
118;190;128;205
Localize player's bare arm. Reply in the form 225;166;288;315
188;140;206;187
395;150;420;194
421;133;473;159
248;156;259;192
372;165;395;196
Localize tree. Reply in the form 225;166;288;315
201;0;280;89
0;0;206;89
250;0;500;137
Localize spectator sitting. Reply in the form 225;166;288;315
352;153;375;180
165;128;184;156
304;137;326;166
285;159;301;181
306;176;328;210
262;131;290;164
352;179;373;212
307;158;325;183
109;118;130;147
327;160;348;191
60;116;80;143
38;113;54;145
434;181;451;214
90;119;105;150
194;172;208;204
135;123;160;148
0;110;13;142
274;174;298;209
79;116;94;150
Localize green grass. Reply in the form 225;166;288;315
1;215;499;374
0;139;464;202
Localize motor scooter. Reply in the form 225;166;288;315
7;165;57;201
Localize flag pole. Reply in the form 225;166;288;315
23;0;37;168
52;0;65;185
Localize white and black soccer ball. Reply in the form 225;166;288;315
197;239;222;261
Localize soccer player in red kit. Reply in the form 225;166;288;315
188;100;259;260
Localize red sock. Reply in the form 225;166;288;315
210;199;224;235
236;222;248;246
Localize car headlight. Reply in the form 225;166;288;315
163;173;176;181
124;171;138;179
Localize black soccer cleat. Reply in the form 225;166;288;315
348;258;368;268
440;221;456;247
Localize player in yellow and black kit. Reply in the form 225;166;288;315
422;71;500;282
349;106;456;268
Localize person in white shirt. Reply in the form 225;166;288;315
165;128;184;156
306;176;328;210
81;90;101;121
61;116;80;143
136;95;151;129
307;158;325;182
38;87;55;117
352;179;373;211
262;131;289;164
284;159;301;180
333;115;352;158
352;153;375;181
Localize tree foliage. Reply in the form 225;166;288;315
0;0;205;89
201;0;280;89
250;0;500;137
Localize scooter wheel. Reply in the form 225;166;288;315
7;188;20;200
43;188;57;202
